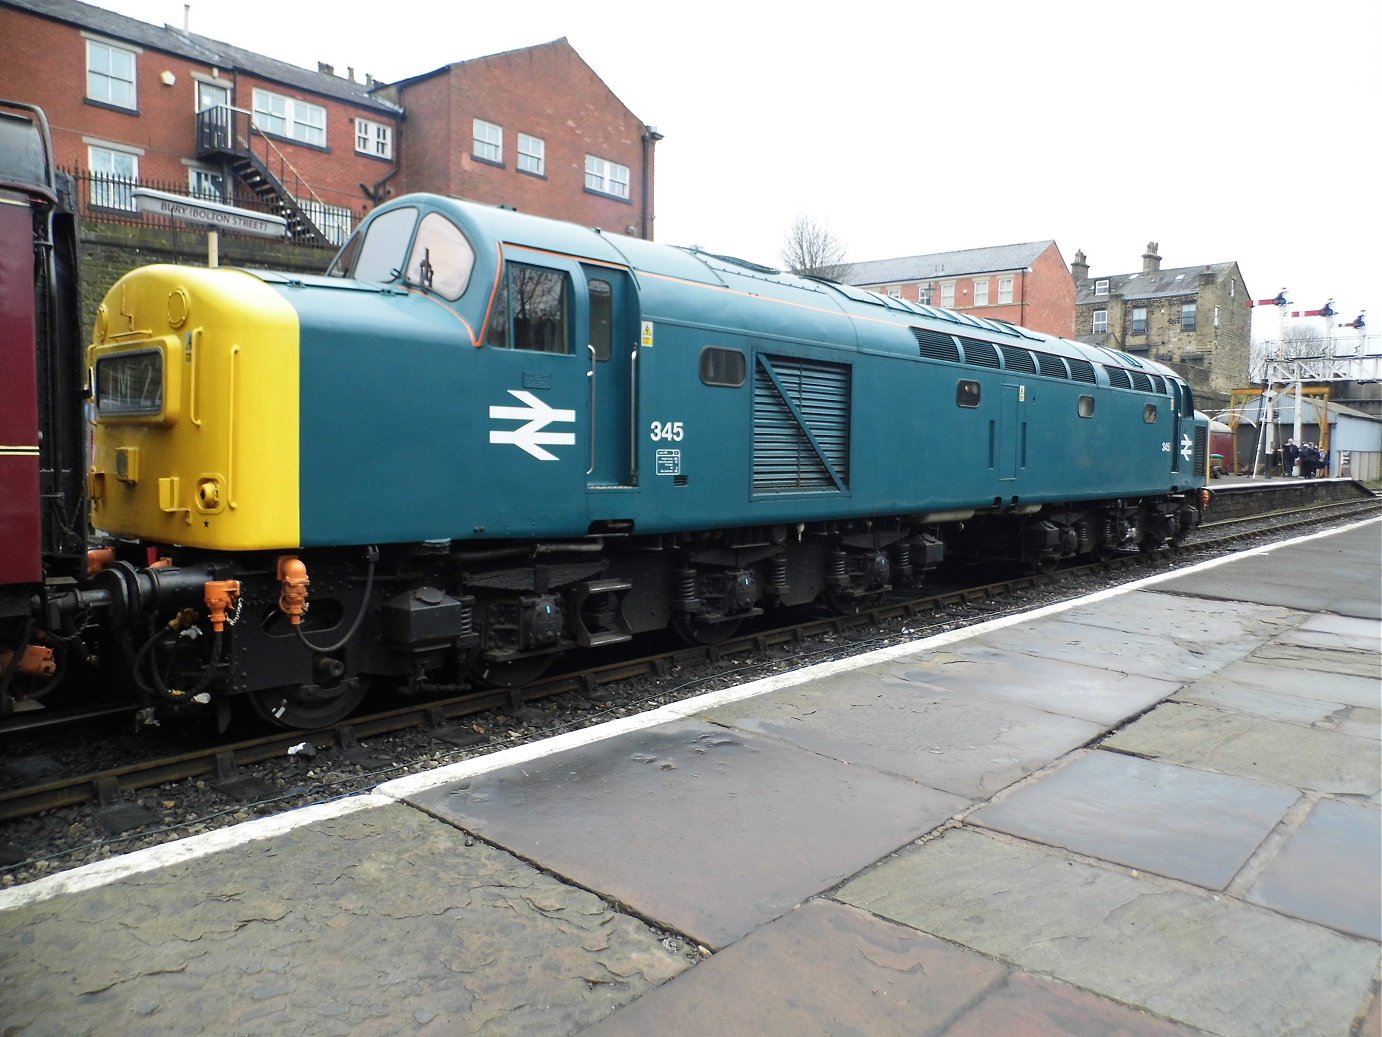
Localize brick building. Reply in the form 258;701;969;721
846;240;1076;339
376;40;658;239
0;0;657;247
1072;243;1251;404
0;0;403;244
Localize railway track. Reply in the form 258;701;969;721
2;494;1378;880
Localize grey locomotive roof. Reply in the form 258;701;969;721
1076;262;1236;304
5;0;401;113
846;241;1055;286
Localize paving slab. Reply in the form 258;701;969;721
403;719;967;949
838;827;1379;1037
1247;637;1381;680
1173;660;1380;738
941;970;1211;1037
1153;521;1382;619
881;643;1181;727
970;749;1299;889
1104;701;1382;797
1058;588;1302;646
699;666;1103;798
1246;797;1382;941
580;899;1008;1036
972;615;1258;684
0;803;688;1037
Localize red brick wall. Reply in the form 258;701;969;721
0;7;398;217
396;40;655;236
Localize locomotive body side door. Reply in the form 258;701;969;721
583;265;637;490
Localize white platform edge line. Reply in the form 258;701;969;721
3;515;1376;912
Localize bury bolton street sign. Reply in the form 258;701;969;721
132;188;287;238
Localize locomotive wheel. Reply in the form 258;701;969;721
248;680;368;730
470;654;555;688
672;615;742;646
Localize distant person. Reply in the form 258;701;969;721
1271;444;1283;476
1284;439;1299;478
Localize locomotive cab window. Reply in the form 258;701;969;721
700;347;746;386
406;213;474;300
333;205;417;283
96;349;163;416
1143;403;1158;424
1078;395;1095;418
487;262;571;354
956;380;981;408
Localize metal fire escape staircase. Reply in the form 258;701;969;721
196;106;330;246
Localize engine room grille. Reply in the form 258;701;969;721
753;355;851;494
1193;425;1208;476
1106;367;1132;390
1130;371;1154;393
1068;358;1096;384
1037;353;1068;379
999;345;1036;374
958;338;1001;368
912;328;960;362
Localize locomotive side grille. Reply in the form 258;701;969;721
1037;353;1069;379
753;355;851;494
999;345;1036;374
1151;374;1167;394
1067;358;1096;383
1130;371;1154;393
912;328;960;363
1193;425;1208;476
1106;367;1132;390
958;338;1000;368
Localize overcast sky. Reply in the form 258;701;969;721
92;0;1378;328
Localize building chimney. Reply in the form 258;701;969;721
318;62;334;76
347;67;355;83
1142;241;1161;273
1071;249;1089;283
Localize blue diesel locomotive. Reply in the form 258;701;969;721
77;193;1209;728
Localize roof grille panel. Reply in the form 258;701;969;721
999;345;1036;374
912;328;960;363
958;337;1001;368
1036;353;1069;379
1106;367;1132;390
1130;371;1154;393
1068;358;1096;384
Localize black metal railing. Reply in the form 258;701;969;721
65;166;365;248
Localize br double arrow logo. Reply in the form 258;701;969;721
488;390;576;461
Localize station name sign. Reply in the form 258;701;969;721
132;188;287;238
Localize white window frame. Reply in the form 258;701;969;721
252;89;326;147
1092;310;1108;334
518;133;545;175
1181;302;1197;331
973;279;989;306
187;165;224;201
1095;278;1110;296
86;38;138;109
917;283;932;305
355;118;393;159
997;277;1014;304
940;282;955;308
87;142;140;210
194;78;230;113
585;154;630;199
1131;306;1148;335
473;119;502;163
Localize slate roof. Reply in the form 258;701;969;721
5;0;401;113
846;240;1055;287
1076;262;1236;305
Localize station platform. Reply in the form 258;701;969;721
2;520;1379;1037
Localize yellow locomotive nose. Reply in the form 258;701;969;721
88;265;302;551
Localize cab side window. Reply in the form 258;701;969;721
487;262;571;354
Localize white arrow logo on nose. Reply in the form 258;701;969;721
489;390;576;461
1180;433;1194;461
